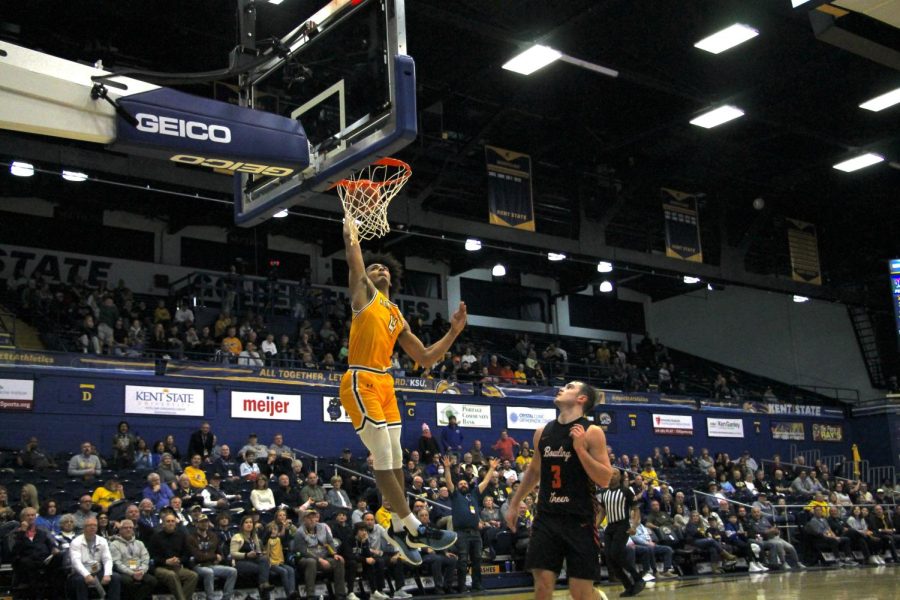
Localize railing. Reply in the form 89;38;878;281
868;465;896;488
331;463;451;512
789;445;821;466
291;447;320;476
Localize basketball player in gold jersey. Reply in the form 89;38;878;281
339;216;467;563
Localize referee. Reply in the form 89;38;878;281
599;469;644;597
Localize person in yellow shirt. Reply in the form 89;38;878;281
221;326;242;358
91;477;124;511
804;492;830;512
184;454;209;489
640;460;659;488
375;499;393;530
338;216;467;563
514;363;528;385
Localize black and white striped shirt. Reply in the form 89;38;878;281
598;486;634;524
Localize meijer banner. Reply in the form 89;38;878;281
232;391;301;421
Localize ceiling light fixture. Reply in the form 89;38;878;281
598;281;614;293
683;276;701;284
694;24;759;54
833;153;884;172
492;264;507;277
502;44;562;75
266;0;285;4
859;87;900;112
10;162;35;177
61;170;88;182
792;295;809;303
465;239;482;251
690;105;745;128
548;252;566;262
272;209;289;218
791;0;812;7
597;261;613;273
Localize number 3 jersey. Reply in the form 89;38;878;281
536;416;598;520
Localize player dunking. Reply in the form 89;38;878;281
506;381;612;600
339;216;466;564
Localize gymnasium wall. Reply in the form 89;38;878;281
646;285;878;400
0;368;854;470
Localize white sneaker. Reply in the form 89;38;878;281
748;562;761;572
372;591;390;600
757;562;769;572
642;572;655;581
346;594;361;600
877;556;887;565
393;590;413;599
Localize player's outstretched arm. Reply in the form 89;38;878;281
570;424;613;488
397;301;467;367
343;214;374;312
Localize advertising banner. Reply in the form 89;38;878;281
231;391;301;421
771;421;805;441
323;396;352;423
125;385;204;417
505;406;557;430
812;423;843;442
0;378;34;411
706;417;744;438
652;413;694;436
436;402;492;428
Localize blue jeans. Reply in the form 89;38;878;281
270;564;296;595
194;564;237;599
236;557;270;586
455;528;482;590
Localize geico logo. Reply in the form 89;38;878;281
170;155;294;177
135;113;232;144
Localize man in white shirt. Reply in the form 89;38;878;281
238;342;265;366
460;347;478;367
260;333;278;362
69;516;122;599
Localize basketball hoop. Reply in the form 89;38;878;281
337;157;411;244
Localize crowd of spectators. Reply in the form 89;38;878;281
2;418;899;599
612;446;900;581
6;267;816;403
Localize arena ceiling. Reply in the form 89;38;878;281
1;0;899;308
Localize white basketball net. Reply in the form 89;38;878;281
337;158;411;242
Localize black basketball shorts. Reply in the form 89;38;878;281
524;513;601;581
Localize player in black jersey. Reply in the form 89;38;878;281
506;381;613;600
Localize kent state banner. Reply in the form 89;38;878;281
662;188;703;263
486;145;535;231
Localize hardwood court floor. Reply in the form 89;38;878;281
473;565;899;600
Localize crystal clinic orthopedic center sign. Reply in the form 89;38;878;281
653;413;694;436
506;406;557;430
232;391;301;421
436;402;492;428
125;385;204;417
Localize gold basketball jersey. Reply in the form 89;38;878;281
348;290;404;370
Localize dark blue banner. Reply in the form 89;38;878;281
891;259;900;349
662;188;703;263
486;145;534;231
